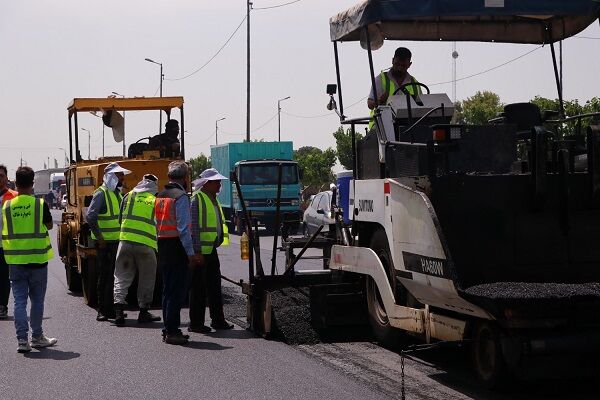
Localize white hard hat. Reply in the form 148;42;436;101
192;168;228;190
104;162;131;175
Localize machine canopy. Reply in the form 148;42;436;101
330;0;600;45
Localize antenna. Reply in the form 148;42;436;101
452;43;459;102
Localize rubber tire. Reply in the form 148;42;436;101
366;229;406;349
80;257;98;307
65;259;82;293
471;322;509;389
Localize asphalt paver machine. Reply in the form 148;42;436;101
323;0;600;387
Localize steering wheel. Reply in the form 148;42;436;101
393;81;430;96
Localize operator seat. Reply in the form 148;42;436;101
128;142;149;158
503;102;542;139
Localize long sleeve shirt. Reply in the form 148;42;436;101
191;191;223;254
86;186;122;240
174;189;194;257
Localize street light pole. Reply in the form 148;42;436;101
57;147;68;167
81;128;90;159
215;117;226;145
277;96;290;142
144;58;164;134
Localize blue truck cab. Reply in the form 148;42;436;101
211;141;302;234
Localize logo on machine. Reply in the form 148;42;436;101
266;199;275;207
402;252;450;279
358;199;374;212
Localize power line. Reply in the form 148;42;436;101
165;15;247;81
251;112;278;132
429;45;543;86
253;0;301;10
574;35;600;40
281;46;544;119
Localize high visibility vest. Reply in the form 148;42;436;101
156;184;187;239
1;189;18;202
0;189;18;249
194;190;229;254
369;72;420;130
120;192;157;250
91;185;122;241
2;195;53;264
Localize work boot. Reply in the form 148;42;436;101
114;305;125;326
17;340;31;353
31;334;58;348
188;325;212;334
0;305;8;319
96;311;109;322
137;309;161;323
164;331;189;345
211;320;234;330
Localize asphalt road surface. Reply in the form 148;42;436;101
1;210;597;399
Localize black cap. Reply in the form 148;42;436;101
394;47;412;60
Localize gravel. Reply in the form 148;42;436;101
269;287;322;345
464;282;600;300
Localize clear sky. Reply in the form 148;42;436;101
1;1;599;177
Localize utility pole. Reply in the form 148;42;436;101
246;0;252;142
277;96;290;142
215;117;226;145
145;58;164;134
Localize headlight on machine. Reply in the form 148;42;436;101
290;199;299;206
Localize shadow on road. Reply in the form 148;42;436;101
185;341;233;351
403;346;600;400
24;347;81;361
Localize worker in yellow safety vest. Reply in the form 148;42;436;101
188;168;233;333
2;166;57;353
0;163;18;320
367;47;421;130
113;174;161;326
86;162;131;322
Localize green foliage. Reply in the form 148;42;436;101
531;96;600;137
333;126;363;170
187;153;211;178
294;146;337;188
454;91;503;125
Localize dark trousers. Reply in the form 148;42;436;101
97;242;118;316
158;238;188;334
0;248;10;307
189;250;226;328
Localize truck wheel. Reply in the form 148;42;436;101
471;322;509;389
366;229;406;348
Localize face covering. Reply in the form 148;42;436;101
103;173;119;191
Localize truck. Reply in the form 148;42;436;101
50;172;66;208
210;141;302;234
34;168;64;202
57;96;187;305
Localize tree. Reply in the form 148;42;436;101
531;96;600;137
454;91;503;125
333;126;363;170
188;153;211;178
294;146;337;189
